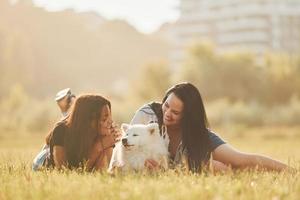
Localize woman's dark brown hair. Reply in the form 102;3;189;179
162;82;211;172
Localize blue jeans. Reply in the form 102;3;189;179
32;144;50;171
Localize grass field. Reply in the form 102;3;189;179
0;126;299;200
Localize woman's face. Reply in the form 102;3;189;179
98;104;112;136
162;93;183;127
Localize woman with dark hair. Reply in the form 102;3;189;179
131;82;289;172
45;94;121;170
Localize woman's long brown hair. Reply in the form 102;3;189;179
61;94;110;168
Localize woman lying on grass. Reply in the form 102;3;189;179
131;82;290;172
43;94;121;171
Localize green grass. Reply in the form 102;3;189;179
0;127;300;200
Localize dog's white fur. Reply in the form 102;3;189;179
108;123;169;172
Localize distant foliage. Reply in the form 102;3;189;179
177;42;300;126
0;84;58;135
131;62;172;103
180;42;300;104
206;97;300;127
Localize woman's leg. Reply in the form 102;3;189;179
212;144;289;171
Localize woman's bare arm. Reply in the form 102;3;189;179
53;146;66;169
212;144;289;171
87;133;120;171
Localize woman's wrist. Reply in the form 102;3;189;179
94;136;105;153
99;135;115;151
100;139;105;151
101;140;115;150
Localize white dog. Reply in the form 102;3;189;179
108;123;169;172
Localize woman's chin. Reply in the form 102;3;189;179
163;119;173;126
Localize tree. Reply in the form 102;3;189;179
131;62;172;103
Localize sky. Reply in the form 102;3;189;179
32;0;180;33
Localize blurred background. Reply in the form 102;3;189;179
1;0;300;145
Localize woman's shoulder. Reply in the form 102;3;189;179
136;103;155;114
53;121;67;134
206;128;226;150
207;128;218;135
138;101;162;112
51;122;67;144
207;129;223;140
131;102;161;125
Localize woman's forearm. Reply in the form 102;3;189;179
53;146;66;169
245;154;289;171
213;144;290;171
87;140;105;170
94;148;113;171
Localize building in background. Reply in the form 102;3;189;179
169;0;300;67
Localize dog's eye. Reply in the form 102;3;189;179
133;134;139;137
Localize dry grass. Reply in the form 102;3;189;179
0;126;299;200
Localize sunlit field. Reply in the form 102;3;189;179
2;0;300;199
1;126;299;200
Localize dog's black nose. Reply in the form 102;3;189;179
122;138;128;145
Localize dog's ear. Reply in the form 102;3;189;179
147;123;158;135
121;123;130;132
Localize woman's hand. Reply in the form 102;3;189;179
88;129;120;171
88;121;121;170
110;123;122;139
144;159;160;171
100;122;122;149
101;133;120;149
